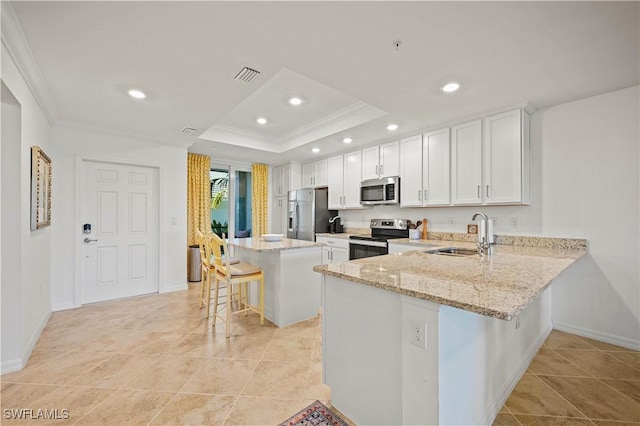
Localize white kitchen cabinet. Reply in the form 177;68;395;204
302;159;329;188
327;151;362;209
317;236;349;263
451;120;483;205
272;162;301;197
483;109;529;204
362;141;400;180
271;197;288;234
400;130;450;207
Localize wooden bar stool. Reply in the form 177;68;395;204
196;229;214;313
210;233;264;337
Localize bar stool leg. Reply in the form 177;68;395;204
212;272;220;325
225;279;232;338
259;275;265;326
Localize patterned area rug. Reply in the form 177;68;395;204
279;400;350;426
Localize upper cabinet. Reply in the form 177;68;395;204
327;151;362;209
272;162;301;197
400;130;450;207
362;141;399;180
451;120;483;205
483;109;529;204
301;159;328;188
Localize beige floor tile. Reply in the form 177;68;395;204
168;333;228;358
1;351;67;383
528;349;593;377
493;412;522;425
149;393;235;426
575;337;637;353
4;386;116;425
223;396;313;425
608;352;640;370
601;379;640;403
0;383;59;409
122;356;207;392
69;353;160;388
539;375;640;422
180;358;257;395
544;331;600;350
505;374;585;417
514;415;597;425
17;352;113;385
212;334;272;360
311;338;323;363
106;332;187;355
262;336;315;362
303;360;331;400
241;360;310;399
231;315;278;337
554;350;640;380
592;421;640;426
272;317;319;339
74;389;173;425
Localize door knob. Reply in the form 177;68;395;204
83;237;98;243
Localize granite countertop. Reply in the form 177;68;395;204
229;237;322;252
315;232;368;240
313;238;587;321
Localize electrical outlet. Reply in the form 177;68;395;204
448;217;455;225
411;321;427;350
490;217;498;227
509;217;520;228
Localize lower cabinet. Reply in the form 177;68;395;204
317;236;349;263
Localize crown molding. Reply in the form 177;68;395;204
55;120;194;150
1;2;58;124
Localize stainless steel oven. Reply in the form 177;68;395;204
349;219;409;260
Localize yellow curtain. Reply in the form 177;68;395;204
252;163;269;237
187;153;211;246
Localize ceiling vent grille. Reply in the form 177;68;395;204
181;127;198;136
234;66;261;83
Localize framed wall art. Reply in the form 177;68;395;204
30;146;52;230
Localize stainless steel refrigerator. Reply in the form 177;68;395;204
287;187;337;241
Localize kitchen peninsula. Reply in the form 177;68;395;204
228;237;322;327
313;236;587;426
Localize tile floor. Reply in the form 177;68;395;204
1;285;638;425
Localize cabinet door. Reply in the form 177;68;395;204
380;141;399;177
361;146;380;180
321;246;331;264
315;159;328;187
484;109;522;204
302;162;314;188
272;166;283;196
451;120;482;205
399;135;424;207
343;151;362;208
424;128;450;206
331;247;349;263
327;155;344;209
271;198;286;234
281;163;290;195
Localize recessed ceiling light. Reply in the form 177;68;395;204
312;148;320;153
386;123;399;131
342;137;353;144
256;117;268;125
441;82;460;93
289;97;302;106
128;89;146;99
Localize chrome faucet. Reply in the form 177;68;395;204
472;212;492;255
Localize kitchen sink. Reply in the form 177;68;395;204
424;247;478;257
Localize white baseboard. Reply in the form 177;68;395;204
553;321;640;351
1;358;23;375
52;302;75;312
159;283;188;294
479;323;553;426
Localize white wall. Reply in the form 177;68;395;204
50;124;189;310
1;44;54;373
539;86;639;348
339;86;640;348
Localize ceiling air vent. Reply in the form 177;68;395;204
181;127;198;136
234;66;261;83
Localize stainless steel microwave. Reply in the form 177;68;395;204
360;176;400;205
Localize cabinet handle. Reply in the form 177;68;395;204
486;185;490;198
380;165;384;175
477;186;481;198
375;165;379;176
424;189;428;201
418;190;421;201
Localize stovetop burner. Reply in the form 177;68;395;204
348;219;410;241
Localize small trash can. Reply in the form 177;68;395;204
188;245;201;282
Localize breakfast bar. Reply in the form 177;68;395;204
228;237;323;327
313;236;587;425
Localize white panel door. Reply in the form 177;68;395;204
451;120;482;205
327;155;344;209
301;163;314;188
343;150;362;208
361;146;380;180
424;128;451;206
380;141;399;178
314;159;329;187
400;135;424;207
484;109;522;204
82;161;159;304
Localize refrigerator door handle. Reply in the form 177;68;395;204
294;202;299;239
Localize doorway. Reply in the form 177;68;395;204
210;165;252;239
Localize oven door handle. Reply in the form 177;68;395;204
349;239;388;248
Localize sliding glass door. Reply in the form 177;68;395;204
210;164;252;239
